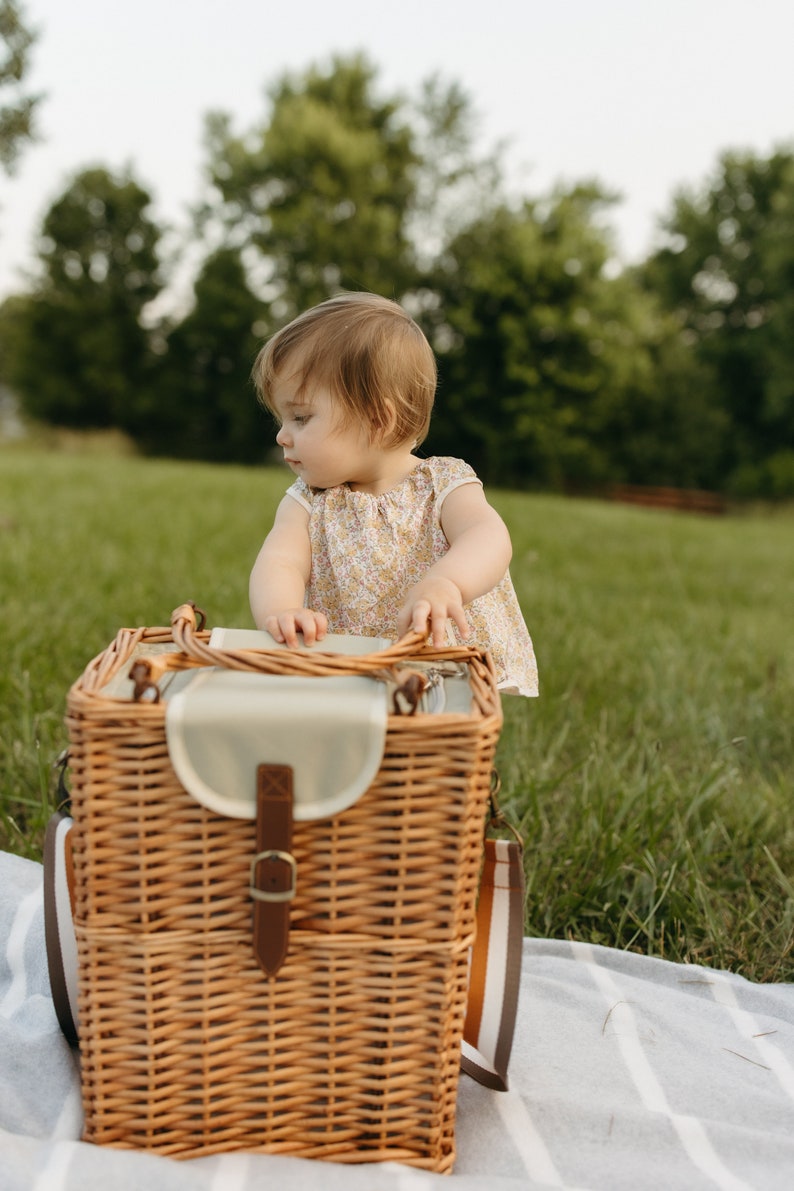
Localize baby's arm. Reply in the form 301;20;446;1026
396;483;512;647
248;496;327;646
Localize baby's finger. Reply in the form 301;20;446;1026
297;614;318;646
264;615;287;644
280;615;301;647
410;600;431;637
295;609;329;647
313;611;328;641
429;605;451;647
449;606;471;640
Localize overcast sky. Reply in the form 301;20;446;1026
1;0;792;303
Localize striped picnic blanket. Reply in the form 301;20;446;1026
2;848;793;1189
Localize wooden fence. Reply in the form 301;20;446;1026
608;485;727;515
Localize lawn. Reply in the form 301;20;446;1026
1;445;792;981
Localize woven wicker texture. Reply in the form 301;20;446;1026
66;609;502;1171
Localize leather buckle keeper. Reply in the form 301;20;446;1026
251;764;295;977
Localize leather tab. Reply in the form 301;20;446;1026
251;764;295;977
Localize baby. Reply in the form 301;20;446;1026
249;292;537;696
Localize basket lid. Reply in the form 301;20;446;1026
165;669;388;821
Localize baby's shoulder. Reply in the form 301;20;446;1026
418;457;482;504
419;456;479;488
285;477;313;511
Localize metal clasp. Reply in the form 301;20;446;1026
249;850;297;903
487;769;524;849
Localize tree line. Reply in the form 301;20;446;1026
1;45;793;496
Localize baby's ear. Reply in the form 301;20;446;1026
374;399;398;443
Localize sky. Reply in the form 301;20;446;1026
1;0;792;306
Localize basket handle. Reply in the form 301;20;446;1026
168;602;481;678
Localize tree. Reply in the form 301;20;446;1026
0;0;39;173
582;270;728;491
402;73;503;268
200;53;502;321
643;147;794;493
423;187;614;487
147;247;268;461
5;166;163;431
422;186;725;492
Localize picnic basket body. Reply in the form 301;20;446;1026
64;606;503;1172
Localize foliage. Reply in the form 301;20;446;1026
401;73;503;267
144;248;270;461
202;53;418;319
643;147;794;492
1;444;792;980
580;270;729;491
0;0;39;173
423;189;725;490
3;166;163;431
422;189;612;487
200;53;500;324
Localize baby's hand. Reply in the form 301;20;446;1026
264;608;328;647
397;577;470;648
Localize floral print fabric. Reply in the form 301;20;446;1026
286;456;538;696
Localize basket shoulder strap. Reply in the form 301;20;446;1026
43;810;79;1046
461;837;525;1091
251;764;297;977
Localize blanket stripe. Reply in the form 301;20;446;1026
1;886;39;1017
708;970;794;1102
577;943;753;1191
493;1090;568;1187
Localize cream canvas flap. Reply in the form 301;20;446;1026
166;669;389;821
209;626;393;654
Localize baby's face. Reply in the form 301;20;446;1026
272;375;374;491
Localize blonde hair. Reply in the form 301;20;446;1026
252;293;437;447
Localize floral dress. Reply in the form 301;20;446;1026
285;456;539;696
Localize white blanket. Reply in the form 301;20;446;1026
2;849;793;1190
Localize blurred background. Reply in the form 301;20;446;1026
1;0;793;497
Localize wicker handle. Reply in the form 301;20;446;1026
169;602;481;678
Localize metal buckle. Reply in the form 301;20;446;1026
487;769;524;850
249;850;297;903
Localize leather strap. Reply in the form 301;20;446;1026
461;837;525;1090
250;763;296;977
43;810;79;1046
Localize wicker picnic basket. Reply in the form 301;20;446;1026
64;603;504;1172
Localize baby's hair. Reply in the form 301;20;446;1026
252;292;437;447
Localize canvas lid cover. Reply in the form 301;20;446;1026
165;668;388;821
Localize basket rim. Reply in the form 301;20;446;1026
67;622;504;727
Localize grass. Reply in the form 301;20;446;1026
1;444;792;981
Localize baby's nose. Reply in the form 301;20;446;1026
276;425;290;446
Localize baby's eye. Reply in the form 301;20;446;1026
293;415;310;426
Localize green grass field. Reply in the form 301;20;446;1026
1;445;792;981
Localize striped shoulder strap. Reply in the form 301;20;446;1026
461;827;525;1091
43;808;79;1046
